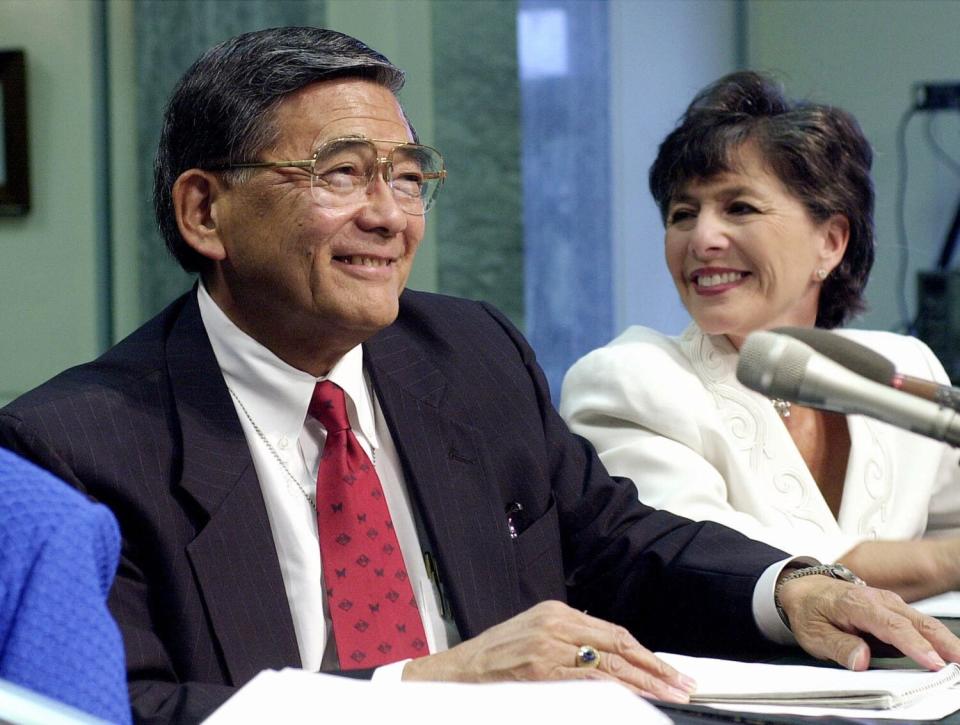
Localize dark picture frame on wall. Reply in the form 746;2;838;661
0;50;29;216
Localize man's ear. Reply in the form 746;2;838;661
820;213;850;273
172;169;229;262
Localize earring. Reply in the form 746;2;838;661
816;268;828;281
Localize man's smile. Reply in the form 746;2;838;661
333;255;395;268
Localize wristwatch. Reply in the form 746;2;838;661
774;564;866;629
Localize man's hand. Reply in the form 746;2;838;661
778;574;960;670
401;600;696;702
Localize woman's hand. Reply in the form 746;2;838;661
839;537;960;602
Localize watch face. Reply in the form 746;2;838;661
831;564;866;587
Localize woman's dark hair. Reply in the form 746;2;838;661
649;71;874;328
154;27;406;274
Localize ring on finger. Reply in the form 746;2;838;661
575;644;601;669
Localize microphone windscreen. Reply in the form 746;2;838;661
736;331;812;399
773;327;894;384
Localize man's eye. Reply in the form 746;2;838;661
323;162;365;177
316;164;365;190
392;172;424;198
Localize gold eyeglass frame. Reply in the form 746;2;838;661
209;137;447;215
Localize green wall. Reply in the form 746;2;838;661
0;0;104;404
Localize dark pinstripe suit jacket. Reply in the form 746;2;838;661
0;290;788;724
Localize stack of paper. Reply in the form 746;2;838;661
658;652;960;720
203;668;672;724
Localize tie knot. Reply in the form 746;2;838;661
308;380;351;433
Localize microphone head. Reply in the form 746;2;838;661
736;331;814;400
773;326;894;384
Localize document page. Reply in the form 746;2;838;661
658;652;960;720
203;668;673;724
912;591;960;618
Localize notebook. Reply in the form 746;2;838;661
658;652;960;710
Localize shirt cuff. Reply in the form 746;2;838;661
371;659;412;682
752;556;818;646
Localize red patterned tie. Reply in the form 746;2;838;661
309;380;428;669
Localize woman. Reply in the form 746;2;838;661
560;71;960;603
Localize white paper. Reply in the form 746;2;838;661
659;652;960;720
912;591;960;618
0;678;110;725
203;668;673;724
715;688;960;721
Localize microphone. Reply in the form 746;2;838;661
773;326;960;412
736;330;960;447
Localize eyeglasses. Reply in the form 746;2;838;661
211;137;446;215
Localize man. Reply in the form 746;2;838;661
1;26;957;724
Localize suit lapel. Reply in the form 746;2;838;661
366;326;522;638
166;295;301;684
159;293;522;673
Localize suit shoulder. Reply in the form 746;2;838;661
561;325;715;432
395;290;522;342
399;289;498;320
565;325;695;389
374;291;538;405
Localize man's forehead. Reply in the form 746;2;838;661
274;79;413;147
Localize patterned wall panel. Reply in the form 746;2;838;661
431;0;524;327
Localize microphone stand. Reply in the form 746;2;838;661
935;192;960;272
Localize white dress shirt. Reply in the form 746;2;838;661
200;286;796;671
197;285;458;678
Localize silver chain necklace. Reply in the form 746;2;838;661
227;385;379;510
228;386;317;509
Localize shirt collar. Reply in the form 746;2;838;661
197;283;379;448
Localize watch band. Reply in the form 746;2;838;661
774;564;866;629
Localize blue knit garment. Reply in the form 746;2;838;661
0;447;131;724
